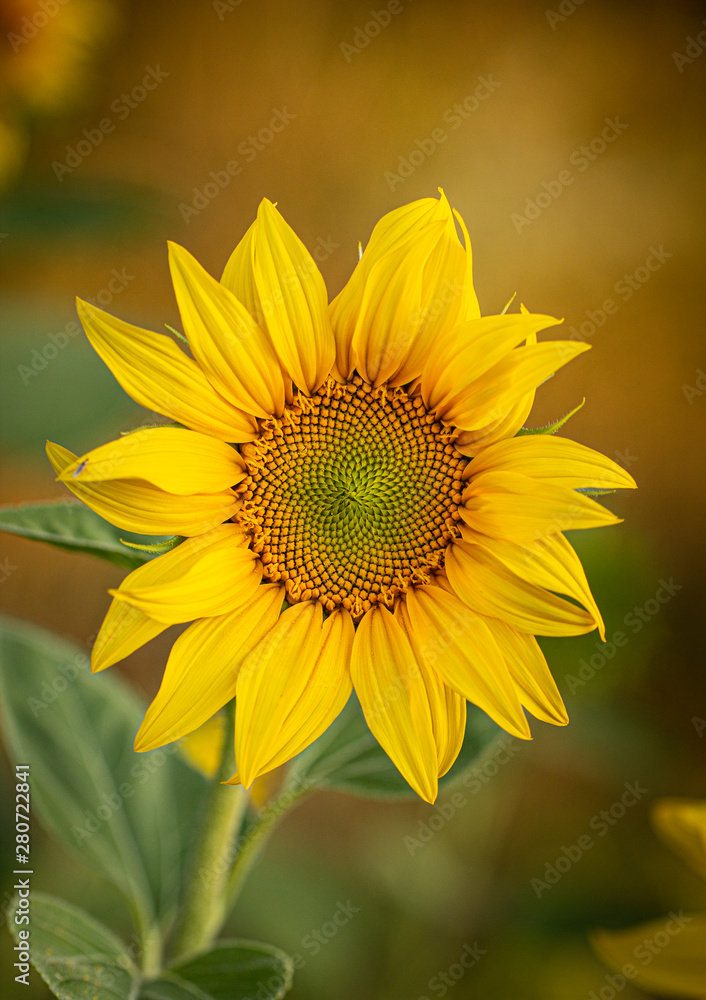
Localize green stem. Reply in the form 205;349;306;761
140;924;163;979
169;702;248;965
224;780;311;912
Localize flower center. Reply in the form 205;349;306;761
237;376;466;620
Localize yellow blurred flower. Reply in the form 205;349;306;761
0;0;117;187
178;714;226;779
48;192;635;802
592;798;706;997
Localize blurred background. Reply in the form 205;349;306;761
1;0;705;997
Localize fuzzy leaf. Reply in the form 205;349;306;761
10;893;140;1000
0;616;207;937
0;500;169;569
139;941;294;1000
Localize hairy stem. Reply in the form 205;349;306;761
168;702;247;965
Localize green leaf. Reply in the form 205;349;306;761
164;324;188;346
10;892;140;1000
140;941;294;1000
119;537;182;556
288;694;502;799
517;398;585;436
0;500;170;569
0;616;208;943
9;896;295;1000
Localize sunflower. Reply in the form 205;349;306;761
47;192;635;802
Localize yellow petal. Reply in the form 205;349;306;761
652;799;706;880
421;313;559;416
482;618;568;725
446;537;597;637
330;192;471;382
109;524;261;624
388;194;471;384
395;599;466;777
353;196;445;259
350;233;434;386
403;586;531;740
75;298;256;442
92;596;168;673
232;604;353;787
460;470;621;542
328;199;431;380
447;340;591;430
350;604;440;803
47;441;239;537
220;217;260;319
452;207;481;322
463;434;637;491
58;427;245;496
454;371;537;457
454;327;538;456
252;199;334;393
168;241;285;418
135;584;284;751
591;915;706;998
472;531;605;638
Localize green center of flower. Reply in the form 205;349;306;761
238;376;466;619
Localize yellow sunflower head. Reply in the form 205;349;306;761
47;191;636;803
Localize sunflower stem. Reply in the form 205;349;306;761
140;924;163;979
223;777;311;912
168;701;247;965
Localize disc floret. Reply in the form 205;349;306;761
238;376;466;620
